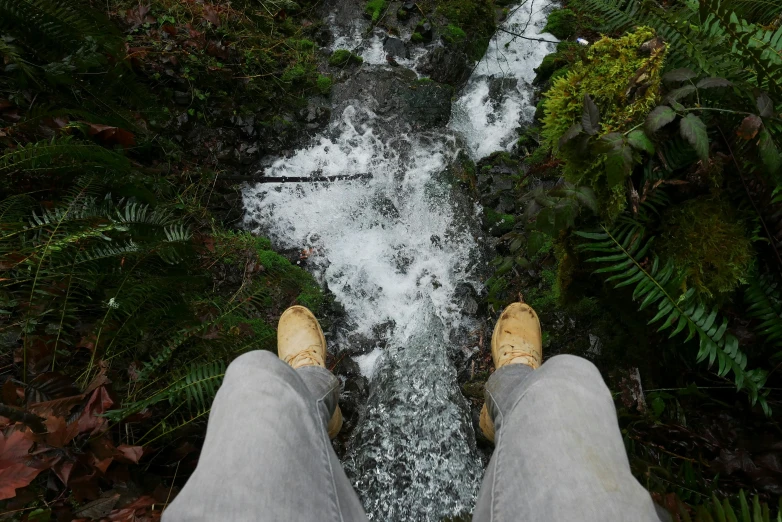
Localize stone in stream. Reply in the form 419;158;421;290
396;2;416;21
419;46;471;87
383;37;408;60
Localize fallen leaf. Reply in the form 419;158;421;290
203;5;221;26
82;122;136;148
737;114;763;140
0;463;42;500
75;493;121;519
29;395;83;417
0;429;33;465
162;24;178;36
0;430;42;501
115;445;144;464
43;415;79;447
127;5;155;28
77;387;113;435
52;458;75;486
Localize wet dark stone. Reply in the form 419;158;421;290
396;2;416;21
418;46;471;87
332;68;453;129
416;21;433;42
383;37;408;59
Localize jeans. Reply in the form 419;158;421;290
163;351;664;521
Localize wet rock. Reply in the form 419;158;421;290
418;46;471;87
332;68;453;129
298;104;331;129
396;2;416;21
415;21;433;42
488;77;519;102
383;37;408;59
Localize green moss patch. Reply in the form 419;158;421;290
329;49;364;67
543;9;577;39
657;197;753;299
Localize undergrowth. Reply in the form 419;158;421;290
483;0;782;516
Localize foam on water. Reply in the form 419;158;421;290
450;0;559;158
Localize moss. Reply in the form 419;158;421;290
328;49;363;67
437;0;495;59
540;27;666;218
656;197;753;299
365;0;388;22
543;9;577;39
411;32;424;43
281;63;310;83
485;209;516;236
443;24;467;43
534;41;579;83
316;74;333;95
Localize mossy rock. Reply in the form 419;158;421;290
328;49;364;67
443;24;467;44
540;27;667;219
656;197;753;300
316;74;333;95
365;0;388;22
534;41;580;83
543;9;577;39
436;0;495;59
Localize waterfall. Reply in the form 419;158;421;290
242;1;556;518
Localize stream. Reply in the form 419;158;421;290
242;1;557;518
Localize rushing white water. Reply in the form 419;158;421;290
450;0;558;158
242;1;556;518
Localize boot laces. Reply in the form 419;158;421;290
498;342;540;366
285;345;325;368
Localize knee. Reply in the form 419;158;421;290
537;355;610;395
544;354;600;375
225;350;290;382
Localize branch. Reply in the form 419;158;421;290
497;27;558;44
219;173;373;183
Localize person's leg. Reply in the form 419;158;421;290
164;325;367;521
473;354;662;521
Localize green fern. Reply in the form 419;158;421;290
0;137;132;174
745;271;782;352
699;0;782;97
575;223;769;413
105;361;226;423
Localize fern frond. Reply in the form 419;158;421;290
575;224;769;412
0;137;131;174
105;361;226;423
699;0;782;97
745;271;782;350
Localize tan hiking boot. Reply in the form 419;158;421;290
479;302;542;443
278;305;343;439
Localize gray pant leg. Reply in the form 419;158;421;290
473;354;662;522
163;350;367;522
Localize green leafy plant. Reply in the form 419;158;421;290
575;221;769;413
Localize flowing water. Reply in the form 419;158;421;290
242;1;556;519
